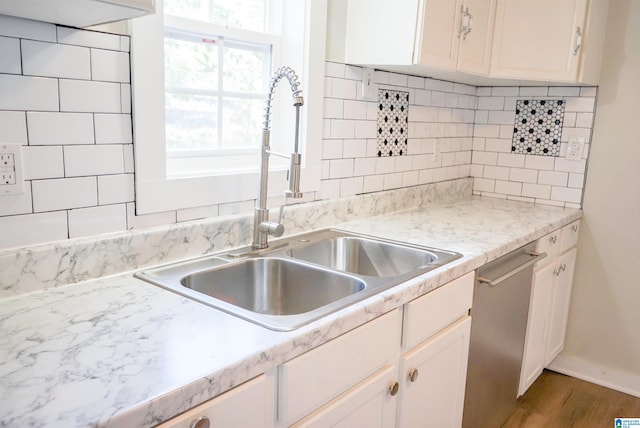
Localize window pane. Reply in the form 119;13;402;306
166;93;218;150
223;42;269;93
165;34;218;91
222;97;263;149
164;0;267;32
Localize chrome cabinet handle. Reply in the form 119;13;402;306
408;368;419;382
550;235;557;244
554;264;567;276
478;251;547;287
573;26;583;56
190;416;210;428
458;6;473;39
571;224;579;232
388;381;400;396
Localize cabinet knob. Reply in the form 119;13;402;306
388;381;400;396
408;368;419;382
190;416;211;428
572;224;579;232
550;235;557;244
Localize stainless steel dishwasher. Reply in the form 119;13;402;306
462;242;546;428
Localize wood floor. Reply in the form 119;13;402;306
502;370;640;428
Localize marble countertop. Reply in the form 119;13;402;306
0;196;581;427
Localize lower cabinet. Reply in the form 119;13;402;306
156;374;274;428
519;220;579;396
396;317;472;428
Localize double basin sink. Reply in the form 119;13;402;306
136;229;461;331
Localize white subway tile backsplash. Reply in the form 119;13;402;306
330;77;357;99
59;79;121;113
344;65;362;81
329;158;354;179
524;155;555;171
548;87;581;96
483;165;510;181
322;139;343;159
476;87;492;96
488;110;515;125
91;49;130;83
355;120;376;139
32;177;97;212
430;91;446;107
0;75;58;111
319;179;340;199
123;144;134;173
538;170;568;186
68;204;127;238
477;96;504;110
408;75;425;89
519;87;548;96
388;73;408;87
329;119;356;139
580;87;597;97
354;157;376;176
472;151;498;165
474;177;495;193
491;87;519;96
324;98;343;119
568;173;585;189
551;186;582;204
484;138;511;153
383;172;403;190
126;203;176;229
575;113;594;128
343;100;367;120
0;36;21;74
121;84;132;114
27;112;94;145
64;145;124;177
98;173;135;205
0;211;67;249
0;15;56;42
554;158;587;173
376;156;396;174
21;40;91;79
325;62;345;78
120;36;131;53
565;96;596;112
0;111;27;145
495;180;522;196
340;176;363;196
94;114;132;144
23;146;64;180
509;168;538;184
474;124;501;138
343;139;367;158
57;27;121;50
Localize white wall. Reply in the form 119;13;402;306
563;0;640;377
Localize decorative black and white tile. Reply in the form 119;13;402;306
377;89;409;157
512;99;565;156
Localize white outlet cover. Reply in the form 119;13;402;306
565;137;585;161
0;143;24;196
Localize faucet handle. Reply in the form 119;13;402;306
259;221;284;238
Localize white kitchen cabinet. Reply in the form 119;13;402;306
490;0;609;84
291;365;398;428
157;374;274;428
344;0;496;76
519;221;580;396
397;317;471;427
279;309;402;426
0;0;155;27
280;272;474;427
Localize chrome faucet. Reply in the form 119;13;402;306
252;66;304;249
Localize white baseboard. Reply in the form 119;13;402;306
547;354;640;398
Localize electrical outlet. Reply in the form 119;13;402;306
566;137;585;160
361;67;378;100
1;171;16;185
0;143;24;196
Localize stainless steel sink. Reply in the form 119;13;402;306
288;236;439;277
136;229;461;331
181;258;365;315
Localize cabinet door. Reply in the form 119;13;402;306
518;261;554;396
397;317;471;428
157;375;272;428
414;0;464;70
292;365;397;428
490;0;588;82
546;248;578;365
456;0;497;75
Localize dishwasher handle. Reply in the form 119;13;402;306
478;251;546;287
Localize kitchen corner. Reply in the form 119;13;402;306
0;177;581;427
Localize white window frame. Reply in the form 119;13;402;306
130;0;326;214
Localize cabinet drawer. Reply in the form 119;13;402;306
279;309;402;426
157;375;271;428
403;272;473;351
536;230;562;266
560;220;580;253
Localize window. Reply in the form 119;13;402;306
130;0;326;213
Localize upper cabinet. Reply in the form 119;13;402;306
345;0;496;77
0;0;155;28
490;0;609;85
343;0;609;85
